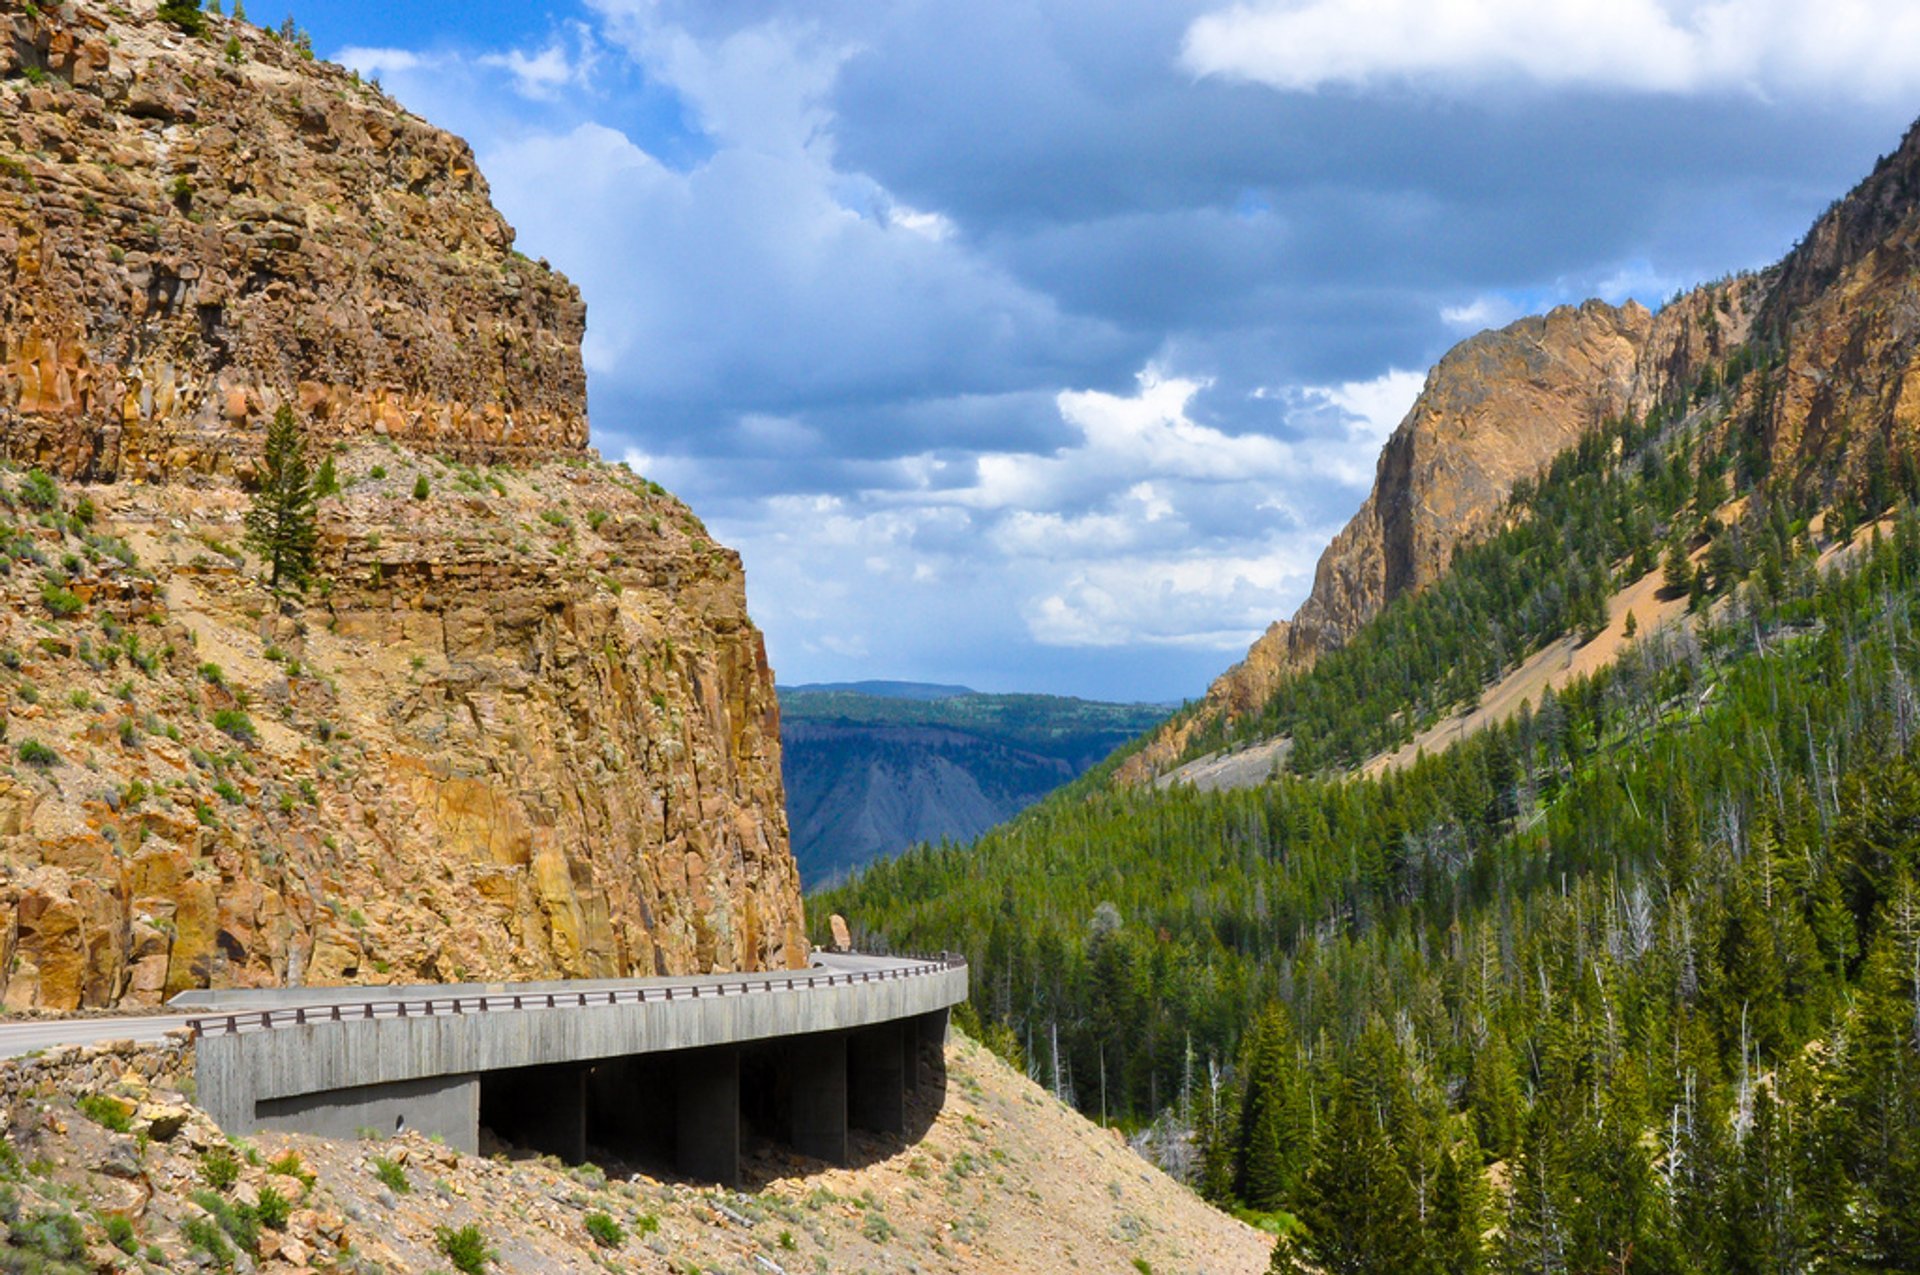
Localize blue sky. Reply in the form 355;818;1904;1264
297;1;1920;702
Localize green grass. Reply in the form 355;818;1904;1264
371;1156;409;1194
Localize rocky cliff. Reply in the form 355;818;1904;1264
0;0;585;480
0;0;806;1010
1119;279;1763;782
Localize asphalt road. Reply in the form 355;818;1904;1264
0;1012;199;1059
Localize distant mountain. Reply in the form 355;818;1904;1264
778;680;977;701
779;688;1170;887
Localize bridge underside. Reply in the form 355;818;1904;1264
247;1009;950;1186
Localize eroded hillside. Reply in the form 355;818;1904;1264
0;0;806;1008
0;1032;1271;1273
1120;281;1762;783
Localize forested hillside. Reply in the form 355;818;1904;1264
781;686;1166;885
820;277;1920;1267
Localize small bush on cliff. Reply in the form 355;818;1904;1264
412;473;430;500
158;0;206;37
17;468;58;511
584;1212;624;1248
16;739;55;767
435;1223;496;1275
243;406;318;592
371;1156;410;1194
211;708;256;744
200;1146;240;1191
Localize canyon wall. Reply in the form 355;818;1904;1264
0;0;805;1009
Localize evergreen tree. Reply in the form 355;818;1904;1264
1293;1076;1424;1275
1235;1005;1310;1210
1427;1141;1486;1275
243;405;319;591
1663;536;1695;598
1500;1111;1571;1275
1466;1032;1522;1163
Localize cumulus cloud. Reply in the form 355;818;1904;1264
477;23;601;101
317;0;1918;698
1181;0;1920;101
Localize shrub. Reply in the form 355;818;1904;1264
40;579;83;617
211;708;256;743
584;1211;624;1248
11;1208;85;1262
199;662;225;685
77;1094;131;1133
586;509;609;531
435;1223;496;1275
371;1156;409;1194
182;1214;233;1264
369;465;387;480
267;1150;315;1188
201;1146;240;1191
16;739;56;767
254;1183;291;1230
17;468;58;511
104;1212;137;1253
191;1189;258;1254
157;0;205;36
412;474;430;500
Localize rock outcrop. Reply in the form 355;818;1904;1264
0;1;806;1009
1752;118;1920;497
1119;282;1763;783
0;0;585;481
1123;116;1920;785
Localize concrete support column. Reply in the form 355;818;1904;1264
788;1032;848;1165
917;1006;950;1081
675;1045;740;1186
848;1022;905;1135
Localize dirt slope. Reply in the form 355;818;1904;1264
0;1031;1271;1274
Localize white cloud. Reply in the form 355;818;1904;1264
1181;0;1920;101
478;25;600;102
1302;367;1425;451
335;46;437;79
1441;295;1523;330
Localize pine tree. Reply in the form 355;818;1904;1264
1466;1033;1521;1162
1427;1141;1486;1275
1294;1076;1424;1275
1236;1005;1310;1210
1663;537;1695;598
243;405;319;591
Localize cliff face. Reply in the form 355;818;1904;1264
0;1;585;481
1754;118;1920;496
1119;280;1764;783
0;1;805;1009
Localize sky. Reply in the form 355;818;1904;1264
295;0;1920;702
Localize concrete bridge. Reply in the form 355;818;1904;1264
174;952;967;1186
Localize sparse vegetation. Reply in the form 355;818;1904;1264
371;1156;409;1194
583;1211;624;1248
435;1223;496;1274
242;405;319;591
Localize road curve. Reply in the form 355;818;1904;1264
0;952;958;1060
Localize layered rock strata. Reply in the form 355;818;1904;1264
0;1;806;1008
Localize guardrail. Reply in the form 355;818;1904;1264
185;952;966;1039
